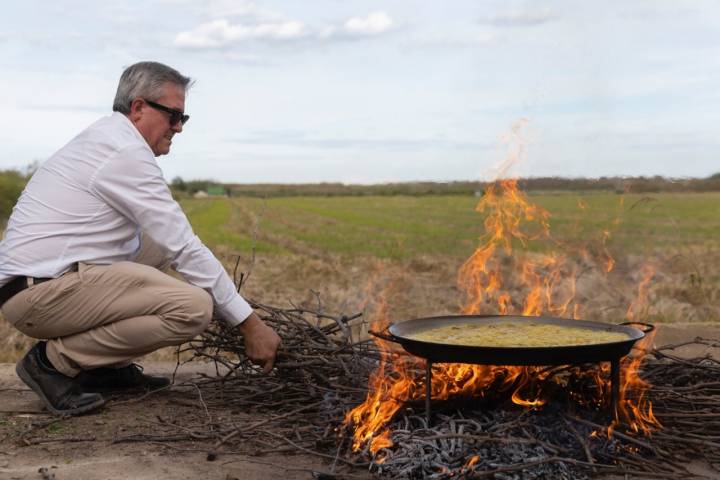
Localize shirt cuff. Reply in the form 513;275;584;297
217;294;254;328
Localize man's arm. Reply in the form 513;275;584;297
90;145;280;369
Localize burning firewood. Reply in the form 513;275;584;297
123;301;719;479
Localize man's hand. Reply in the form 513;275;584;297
237;312;281;373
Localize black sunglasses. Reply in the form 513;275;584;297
144;99;190;126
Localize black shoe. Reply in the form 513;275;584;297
76;364;171;392
16;343;105;416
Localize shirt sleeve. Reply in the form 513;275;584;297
88;144;253;327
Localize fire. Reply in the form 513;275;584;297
344;278;415;455
602;229;615;273
618;263;661;434
345;120;660;456
460;455;481;475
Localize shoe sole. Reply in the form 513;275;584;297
80;378;171;394
86;384;170;393
16;361;106;416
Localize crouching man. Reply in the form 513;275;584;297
0;61;280;415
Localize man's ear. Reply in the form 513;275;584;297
128;98;144;122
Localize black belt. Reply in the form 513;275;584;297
0;276;54;308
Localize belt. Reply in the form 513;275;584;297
0;276;54;308
0;264;79;309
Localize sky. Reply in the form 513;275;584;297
1;0;718;184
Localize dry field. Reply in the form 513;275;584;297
2;192;720;361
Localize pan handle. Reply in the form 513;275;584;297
369;325;400;343
619;322;655;334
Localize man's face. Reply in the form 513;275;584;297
132;82;186;156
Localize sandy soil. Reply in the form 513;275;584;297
0;361;370;480
1;323;717;480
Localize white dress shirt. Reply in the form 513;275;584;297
0;112;253;327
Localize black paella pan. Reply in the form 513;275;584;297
370;315;654;421
372;314;654;366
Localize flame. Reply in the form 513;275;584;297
344;278;417;455
617;263;661;434
345;120;660;456
602;230;615;273
460;455;481;474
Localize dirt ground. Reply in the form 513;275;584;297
0;360;371;480
1;323;718;480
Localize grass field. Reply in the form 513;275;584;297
182;192;720;258
181;191;720;322
3;191;720;362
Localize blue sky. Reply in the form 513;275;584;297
1;0;718;183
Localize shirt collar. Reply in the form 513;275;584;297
112;111;152;150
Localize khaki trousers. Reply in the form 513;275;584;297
1;234;213;377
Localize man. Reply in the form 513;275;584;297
0;61;281;415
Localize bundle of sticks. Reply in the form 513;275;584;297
165;303;719;479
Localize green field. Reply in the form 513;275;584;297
182;192;720;260
178;192;720;325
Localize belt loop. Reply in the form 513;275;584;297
26;277;34;287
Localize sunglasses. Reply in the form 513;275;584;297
144;99;190;126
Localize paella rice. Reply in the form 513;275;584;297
408;322;629;347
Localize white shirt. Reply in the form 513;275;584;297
0;112;253;327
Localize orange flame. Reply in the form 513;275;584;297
460;454;481;475
345;120;659;455
344;278;417;455
617;263;661;434
602;230;615;273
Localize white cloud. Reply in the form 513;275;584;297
342;11;394;36
174;11;396;49
481;7;558;27
174;19;308;48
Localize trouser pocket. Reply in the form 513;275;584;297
1;281;47;336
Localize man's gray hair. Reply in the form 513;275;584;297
112;61;193;114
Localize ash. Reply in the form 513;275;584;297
370;408;595;479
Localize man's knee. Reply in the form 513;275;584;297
185;286;213;335
166;286;213;338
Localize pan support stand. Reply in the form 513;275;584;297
425;360;432;426
425;357;622;427
611;357;620;418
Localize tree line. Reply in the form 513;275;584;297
4;170;720;224
199;175;720;197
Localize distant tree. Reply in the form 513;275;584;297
185;180;213;194
170;176;187;191
0;169;28;220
